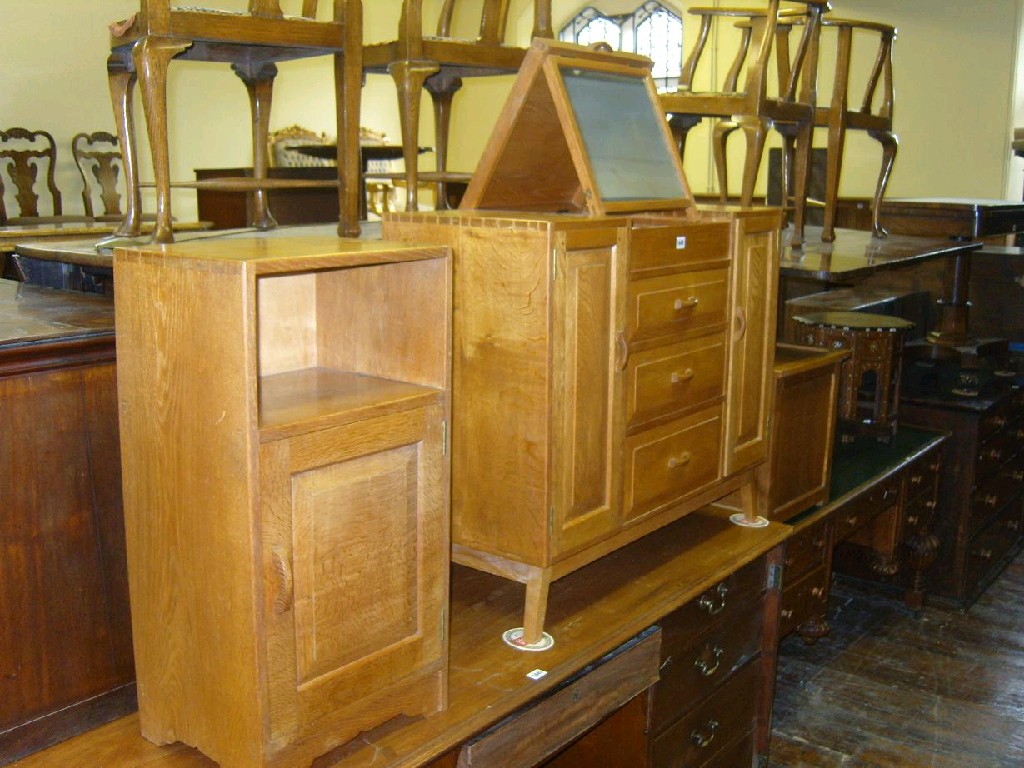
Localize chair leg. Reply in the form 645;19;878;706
737;116;768;208
868;129;898;239
133;36;189;244
233;61;278;231
107;51;141;237
426;72;463;210
667;113;702;165
712;119;739;203
790;122;814;248
389;60;440;212
821;120;847;243
336;0;362;238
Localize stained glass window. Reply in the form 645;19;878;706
559;2;682;91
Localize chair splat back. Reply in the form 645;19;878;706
72;131;123;219
0;127;63;222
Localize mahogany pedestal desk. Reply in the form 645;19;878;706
6;508;790;768
0;280;133;765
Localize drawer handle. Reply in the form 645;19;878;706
976;548;994;560
929;462;940;472
1016;429;1024;440
671;368;695;384
992;416;1008;429
985;448;1004;461
690;719;719;749
699;582;729;615
811;586;826;599
694;645;724;677
668;452;692;469
614;331;628;371
1013;471;1024;482
984;494;999;508
781;608;793;619
1007;519;1021;532
271;548;293;614
926;500;937;510
882;488;897;502
910;474;924;486
674;296;699;312
906;515;919;526
734;306;747;341
845;515;859;528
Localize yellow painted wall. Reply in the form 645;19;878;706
1;1;1022;220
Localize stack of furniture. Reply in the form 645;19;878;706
385;39;781;650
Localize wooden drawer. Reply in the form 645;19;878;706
969;473;1023;537
692;729;754;768
627;269;729;345
629;221;730;275
623;406;722;523
458;629;661;768
625;336;726;430
903;492;938;538
833;477;900;543
658;556;767;654
976;429;1021;483
651;604;763;734
650;660;759;768
964;503;1024;596
780;567;829;638
978;400;1018;441
783;519;829;584
903;449;940;504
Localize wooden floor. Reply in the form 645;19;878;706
769;554;1024;767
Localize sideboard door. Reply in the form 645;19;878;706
550;230;628;556
260;404;448;747
723;211;780;476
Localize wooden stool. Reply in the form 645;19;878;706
792;311;915;438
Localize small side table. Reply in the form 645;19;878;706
793;311;915;438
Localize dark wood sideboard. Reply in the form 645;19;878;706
0;280;133;765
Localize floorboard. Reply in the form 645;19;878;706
770;553;1024;767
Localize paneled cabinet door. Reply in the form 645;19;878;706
259;404;448;745
551;233;628;557
723;211;780;476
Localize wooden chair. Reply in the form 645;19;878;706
810;17;898;242
106;0;362;243
0;127;68;223
363;0;554;212
72;131;124;221
659;1;830;245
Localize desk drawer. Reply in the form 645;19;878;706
780;567;829;639
965;504;1023;596
625;337;726;430
969;474;1022;537
458;630;661;768
903;493;938;538
658;555;767;654
627;269;729;344
903;449;941;504
976;430;1021;483
652;604;762;734
623;406;722;523
833;478;900;543
783;519;829;584
630;221;730;275
650;660;759;768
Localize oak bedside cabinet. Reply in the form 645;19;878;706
114;236;451;768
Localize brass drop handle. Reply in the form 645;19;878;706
690;719;719;748
671;368;695;384
906;515;919;526
674;296;699;312
781;608;794;619
926;500;937;509
985;448;1003;461
694;645;724;677
811;586;825;599
978;548;994;560
272;547;293;614
699;582;729;615
668;452;692;469
845;515;859;528
910;474;924;485
984;494;999;507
